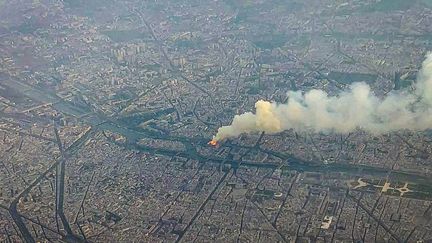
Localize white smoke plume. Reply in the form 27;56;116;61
213;52;432;141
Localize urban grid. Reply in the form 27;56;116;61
1;0;432;242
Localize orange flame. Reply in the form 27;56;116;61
208;140;218;146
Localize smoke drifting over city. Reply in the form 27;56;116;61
213;52;432;142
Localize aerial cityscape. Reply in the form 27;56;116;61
1;0;432;242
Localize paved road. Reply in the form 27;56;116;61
1;76;431;185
